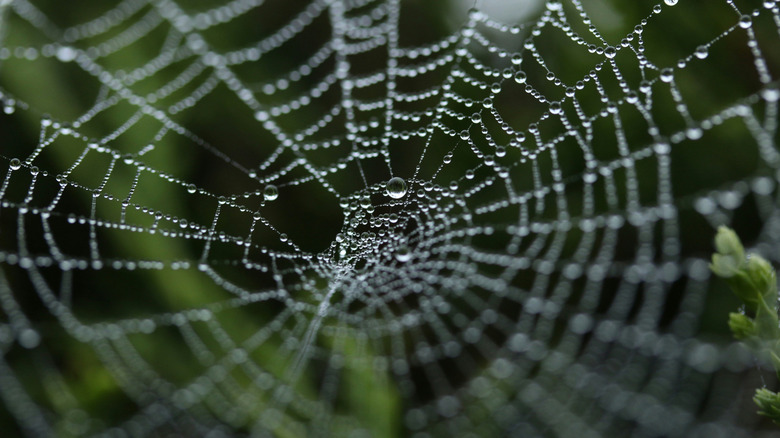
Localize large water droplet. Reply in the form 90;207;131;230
659;68;674;83
386;177;407;199
694;45;708;59
56;46;76;62
395;246;412;262
263;184;279;201
664;0;678;5
18;328;40;349
359;193;372;209
762;88;780;102
9;158;21;171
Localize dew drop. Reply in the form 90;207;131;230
604;46;616;59
56;46;76;62
18;328;40;349
263;184;279;201
762;88;780;102
395;246;412;262
9;158;21;170
187;184;197;194
659;68;674;83
664;0;678;5
686;128;703;140
739;15;752;29
359;193;372;209
514;72;527;84
386;177;407;199
549;101;563;115
694;45;708;59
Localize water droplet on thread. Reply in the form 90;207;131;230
762;88;780;102
395;246;412;262
56;46;76;62
694;45;708;59
9;158;21;170
359;193;372;209
18;328;40;349
264;184;278;201
659;68;674;83
664;0;678;5
386;177;407;199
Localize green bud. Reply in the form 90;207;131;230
754;388;780;424
713;228;780;425
711;253;743;278
714;226;745;262
728;312;756;340
746;255;777;302
711;227;746;278
722;271;762;312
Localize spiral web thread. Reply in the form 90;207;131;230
0;0;779;436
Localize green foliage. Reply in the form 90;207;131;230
711;226;780;424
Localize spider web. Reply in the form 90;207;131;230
0;0;779;436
